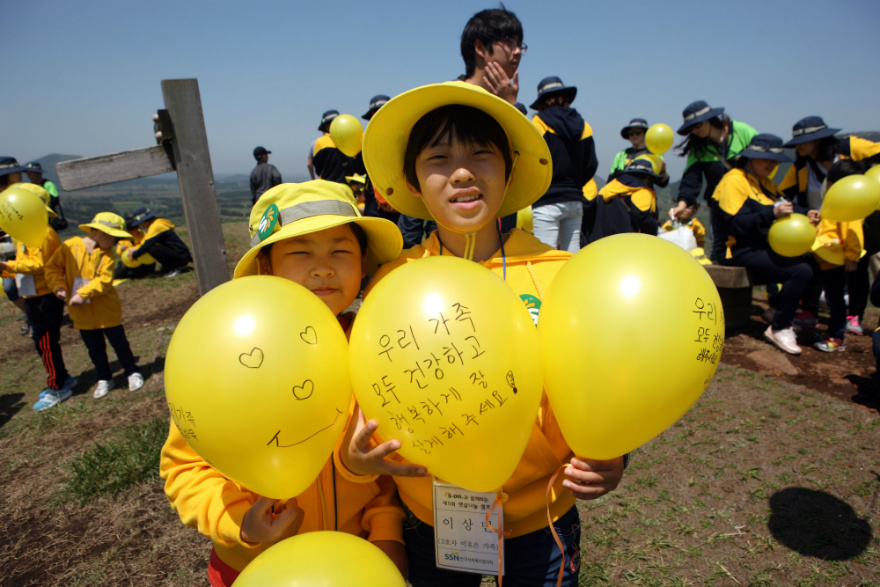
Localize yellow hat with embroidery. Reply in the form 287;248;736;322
79;212;132;239
234;180;403;278
9;183;57;218
362;81;552;221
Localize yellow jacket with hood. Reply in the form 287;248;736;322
160;410;404;573
44;236;122;330
2;227;61;298
362;228;580;538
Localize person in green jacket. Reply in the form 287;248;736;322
670;100;757;262
608;118;669;188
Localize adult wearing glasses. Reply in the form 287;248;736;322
458;6;527;110
671;100;758;263
609;118;669;187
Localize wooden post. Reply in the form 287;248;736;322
161;79;228;294
55;78;230;296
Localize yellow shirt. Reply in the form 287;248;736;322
44;236;122;330
2;227;61;297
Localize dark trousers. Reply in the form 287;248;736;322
819;267;847;340
708;198;727;264
730;248;817;330
25;294;69;389
146;245;191;272
847;252;872;321
403;505;582;587
79;325;138;381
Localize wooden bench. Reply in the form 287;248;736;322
703;265;753;331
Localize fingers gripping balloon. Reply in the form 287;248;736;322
538;234;723;459
349;256;543;492
164;276;352;500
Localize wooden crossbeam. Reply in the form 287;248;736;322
56;144;175;191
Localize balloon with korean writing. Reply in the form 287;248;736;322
350;256;542;492
538;233;723;459
164;275;351;499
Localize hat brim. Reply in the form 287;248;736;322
783;127;841;147
234;214;403;278
131;211;156;227
529;87;577;111
677;106;725;135
79;222;132;239
363;82;552;221
362;108;380;121
738;149;792;163
620;125;648;140
0;165;27;177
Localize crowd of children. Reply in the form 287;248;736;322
3;6;880;586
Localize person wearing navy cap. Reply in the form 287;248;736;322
24;162;68;231
362;95;390;121
671;101;758;263
593;157;664;240
310;110;353;185
529;76;597;252
608;118;668;188
779;116;880;335
712;134;820;356
249;146;282;206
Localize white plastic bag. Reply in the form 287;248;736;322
658;226;698;252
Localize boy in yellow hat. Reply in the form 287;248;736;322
0;183;78;411
349;81;625;587
44;212;145;400
160;180;407;587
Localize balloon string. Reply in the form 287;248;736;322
546;464;569;587
485;490;510;586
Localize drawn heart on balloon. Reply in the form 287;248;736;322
300;326;317;345
239;347;264;369
293;379;314;400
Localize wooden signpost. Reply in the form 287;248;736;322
55;78;229;295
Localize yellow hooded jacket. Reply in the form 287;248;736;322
2;227;61;298
362;228;580;538
160;405;404;573
44;236;122;330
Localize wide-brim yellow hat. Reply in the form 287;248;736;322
234;180;403;278
362;81;553;221
79;212;132;239
10;183;57;218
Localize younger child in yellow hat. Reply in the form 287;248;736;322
44;212;145;400
160;180;407;587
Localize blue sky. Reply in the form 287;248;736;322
3;0;879;184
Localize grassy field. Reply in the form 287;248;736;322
0;221;878;586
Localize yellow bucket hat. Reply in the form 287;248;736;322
9;183;57;218
79;212;132;239
234;180;403;278
362;81;553;221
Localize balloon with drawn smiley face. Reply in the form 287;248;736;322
164;275;352;499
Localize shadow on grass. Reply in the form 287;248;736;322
768;487;873;560
845;374;880;414
68;355;166;397
0;393;25;430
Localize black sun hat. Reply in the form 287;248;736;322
783;116;841;147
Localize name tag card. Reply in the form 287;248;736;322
432;480;504;576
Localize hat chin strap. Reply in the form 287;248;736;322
435;154;519;262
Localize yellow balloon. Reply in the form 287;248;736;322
645;123;674;155
0;186;48;248
634;154;664;175
120;247;142;268
349;256;543;492
768;213;816;257
164;276;352;499
866;166;880;209
232;531;407;587
821;174;880;222
538;234;723;459
330;114;364;158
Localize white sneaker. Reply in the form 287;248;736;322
764;326;802;355
93;379;116;399
128;372;145;392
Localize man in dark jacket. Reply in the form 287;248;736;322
249;146;282;205
530;76;598;251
